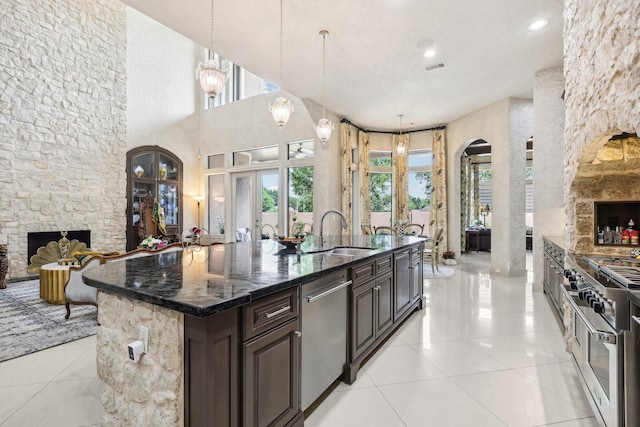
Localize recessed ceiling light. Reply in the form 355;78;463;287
528;19;548;31
423;48;436;58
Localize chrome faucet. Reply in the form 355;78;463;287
319;210;348;244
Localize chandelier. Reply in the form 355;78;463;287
396;114;406;155
314;30;334;142
195;0;228;99
269;0;293;126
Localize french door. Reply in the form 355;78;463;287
231;169;279;241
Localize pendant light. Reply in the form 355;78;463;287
314;30;334;142
269;0;293;126
195;0;228;99
396;114;406;155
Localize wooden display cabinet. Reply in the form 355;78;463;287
126;146;183;251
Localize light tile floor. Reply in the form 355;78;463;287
0;252;600;427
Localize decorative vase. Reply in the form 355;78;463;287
159;165;167;180
0;244;8;289
134;165;144;177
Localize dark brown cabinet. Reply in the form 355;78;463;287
410;247;423;304
184;308;239;427
242;288;302;427
346;246;424;384
394;249;412;320
243;319;301;427
350;270;393;361
126;146;183;251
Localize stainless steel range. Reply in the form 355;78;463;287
562;254;640;427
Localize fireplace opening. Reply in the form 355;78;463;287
27;230;91;265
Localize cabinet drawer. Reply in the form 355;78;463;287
351;261;375;287
376;255;392;274
243;288;299;341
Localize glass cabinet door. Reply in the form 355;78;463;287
159;183;179;225
127;146;183;251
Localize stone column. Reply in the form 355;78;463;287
533;67;565;291
490;99;531;276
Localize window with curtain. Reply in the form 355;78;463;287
407;150;432;227
369;151;392;228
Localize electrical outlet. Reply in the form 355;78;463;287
139;325;149;353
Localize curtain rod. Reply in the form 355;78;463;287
340;118;446;135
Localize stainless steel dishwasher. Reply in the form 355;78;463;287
301;269;351;411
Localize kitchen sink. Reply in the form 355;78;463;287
327;247;372;256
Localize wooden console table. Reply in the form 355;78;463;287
465;230;480;253
39;262;70;304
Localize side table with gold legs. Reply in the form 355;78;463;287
39;262;70;304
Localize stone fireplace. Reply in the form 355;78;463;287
563;0;640;254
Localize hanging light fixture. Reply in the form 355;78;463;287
269;0;293;126
195;0;228;99
396;114;406;155
314;30;334;142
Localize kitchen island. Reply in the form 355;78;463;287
83;235;425;426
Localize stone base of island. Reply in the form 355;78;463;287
84;235;426;426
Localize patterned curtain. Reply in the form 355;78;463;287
358;131;371;229
340;123;353;236
431;129;447;250
393;133;410;223
460;155;470;249
472;163;480;223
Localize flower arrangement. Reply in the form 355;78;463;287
443;250;456;260
191;226;202;237
139;236;165;250
290;212;306;237
215;215;225;234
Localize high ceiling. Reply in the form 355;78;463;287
121;0;564;131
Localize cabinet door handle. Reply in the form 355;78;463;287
374;285;381;291
294;331;302;338
265;305;291;319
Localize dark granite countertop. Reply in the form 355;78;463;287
82;235;424;318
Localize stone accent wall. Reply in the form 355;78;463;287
0;0;127;278
563;0;640;252
97;290;184;426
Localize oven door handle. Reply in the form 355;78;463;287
560;285;618;344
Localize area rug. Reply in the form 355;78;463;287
424;264;455;279
0;279;98;362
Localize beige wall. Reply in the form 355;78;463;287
126;8;203;230
446;98;532;275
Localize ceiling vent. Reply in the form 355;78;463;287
424;62;446;71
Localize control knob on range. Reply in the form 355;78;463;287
591;300;605;314
578;289;588;301
564;269;574;278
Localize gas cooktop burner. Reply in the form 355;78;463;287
582;255;640;290
584;255;640;268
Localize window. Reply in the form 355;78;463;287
204;51;277;109
407;150;432;226
208;174;225;234
288;166;314;235
287;140;315;160
232;145;279;166
369;151;392;228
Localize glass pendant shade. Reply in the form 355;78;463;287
396;141;406;155
196;59;228;99
315;117;334;142
269;96;294;127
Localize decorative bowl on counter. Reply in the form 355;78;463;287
276;237;305;249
